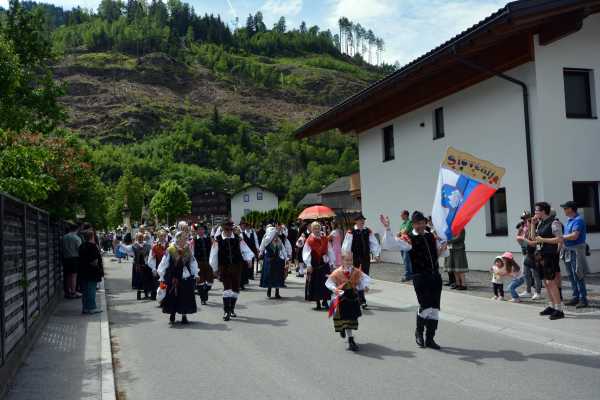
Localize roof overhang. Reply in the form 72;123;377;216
295;0;600;139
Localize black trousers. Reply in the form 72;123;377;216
413;272;443;310
493;283;504;297
352;254;371;275
221;263;242;293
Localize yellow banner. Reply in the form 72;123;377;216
442;147;505;188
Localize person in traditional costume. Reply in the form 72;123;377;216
157;231;199;325
147;229;169;301
240;219;260;281
341;214;381;309
129;233;154;300
326;252;371;351
209;220;254;321
303;221;335;310
277;223;293;285
295;223;310;277
192;224;213;305
381;211;447;349
259;226;288;298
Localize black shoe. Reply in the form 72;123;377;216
274;290;282;299
575;302;589;309
426;337;441;350
181;315;189;324
314;302;322;311
450;284;457;289
415;315;425;348
565;298;579;306
267;288;271;298
361;303;368;310
549;310;565;320
223;312;231;321
540;306;554;316
223;298;231;321
347;337;359;352
443;282;453;286
456;286;467;291
322;300;329;309
201;300;207;305
137;291;142;300
169;314;176;325
340;330;346;339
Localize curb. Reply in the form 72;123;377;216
99;289;117;400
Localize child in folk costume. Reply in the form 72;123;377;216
259;225;289;299
295;223;310;277
157;231;199;325
326;252;372;351
192;224;213;305
303;221;336;310
209;220;255;321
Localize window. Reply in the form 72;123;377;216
243;208;251;215
257;192;263;200
564;69;595;118
243;194;250;203
573;182;600;232
433;107;445;140
487;188;508;236
382;125;394;162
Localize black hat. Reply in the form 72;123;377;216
411;211;427;223
223;220;234;227
354;213;366;221
560;201;578;210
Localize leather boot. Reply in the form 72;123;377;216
137;291;142;301
415;314;426;348
223;298;231;321
347;337;359;351
425;319;441;350
267;287;272;298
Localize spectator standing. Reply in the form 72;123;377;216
444;229;469;290
530;202;564;320
62;225;82;299
78;229;104;314
561;201;589;308
399;210;413;282
516;211;543;300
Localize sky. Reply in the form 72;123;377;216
0;0;511;65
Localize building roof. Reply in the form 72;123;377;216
295;0;600;139
297;192;322;207
320;175;351;195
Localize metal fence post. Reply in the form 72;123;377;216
22;204;28;333
47;214;51;304
1;194;5;366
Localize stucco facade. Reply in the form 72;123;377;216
358;14;600;271
231;186;278;224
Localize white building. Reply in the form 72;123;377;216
296;1;600;272
230;186;279;224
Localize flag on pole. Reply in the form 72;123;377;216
432;147;505;241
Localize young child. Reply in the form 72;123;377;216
325;251;371;351
490;256;506;300
503;252;525;303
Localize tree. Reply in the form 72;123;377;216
98;0;123;22
149;179;191;223
253;11;266;32
148;0;168;26
273;16;285;33
1;0;66;134
245;13;254;35
299;21;306;34
108;171;145;226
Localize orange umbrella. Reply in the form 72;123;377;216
298;205;336;220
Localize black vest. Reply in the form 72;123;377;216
407;232;440;274
351;228;371;258
217;235;243;267
242;231;257;253
536;217;560;255
194;235;211;263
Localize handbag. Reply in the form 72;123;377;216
156;282;167;303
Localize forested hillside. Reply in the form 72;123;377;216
0;0;396;227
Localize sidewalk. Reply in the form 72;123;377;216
370;262;600;312
4;289;115;400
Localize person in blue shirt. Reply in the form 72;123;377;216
561;201;589;308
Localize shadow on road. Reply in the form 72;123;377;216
353;343;416;360
362;304;417;314
231;316;288;326
168;321;230;331
441;346;600;369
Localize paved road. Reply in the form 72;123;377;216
104;258;600;400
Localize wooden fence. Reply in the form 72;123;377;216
0;192;67;367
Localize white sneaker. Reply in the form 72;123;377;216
532;293;541;300
498;297;505;301
510;298;521;303
491;296;498;300
518;291;531;298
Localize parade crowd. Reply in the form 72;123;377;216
61;198;591;352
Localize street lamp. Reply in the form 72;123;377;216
122;195;131;231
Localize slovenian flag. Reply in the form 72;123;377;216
432;147;505;241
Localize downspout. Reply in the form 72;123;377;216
452;50;535;212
